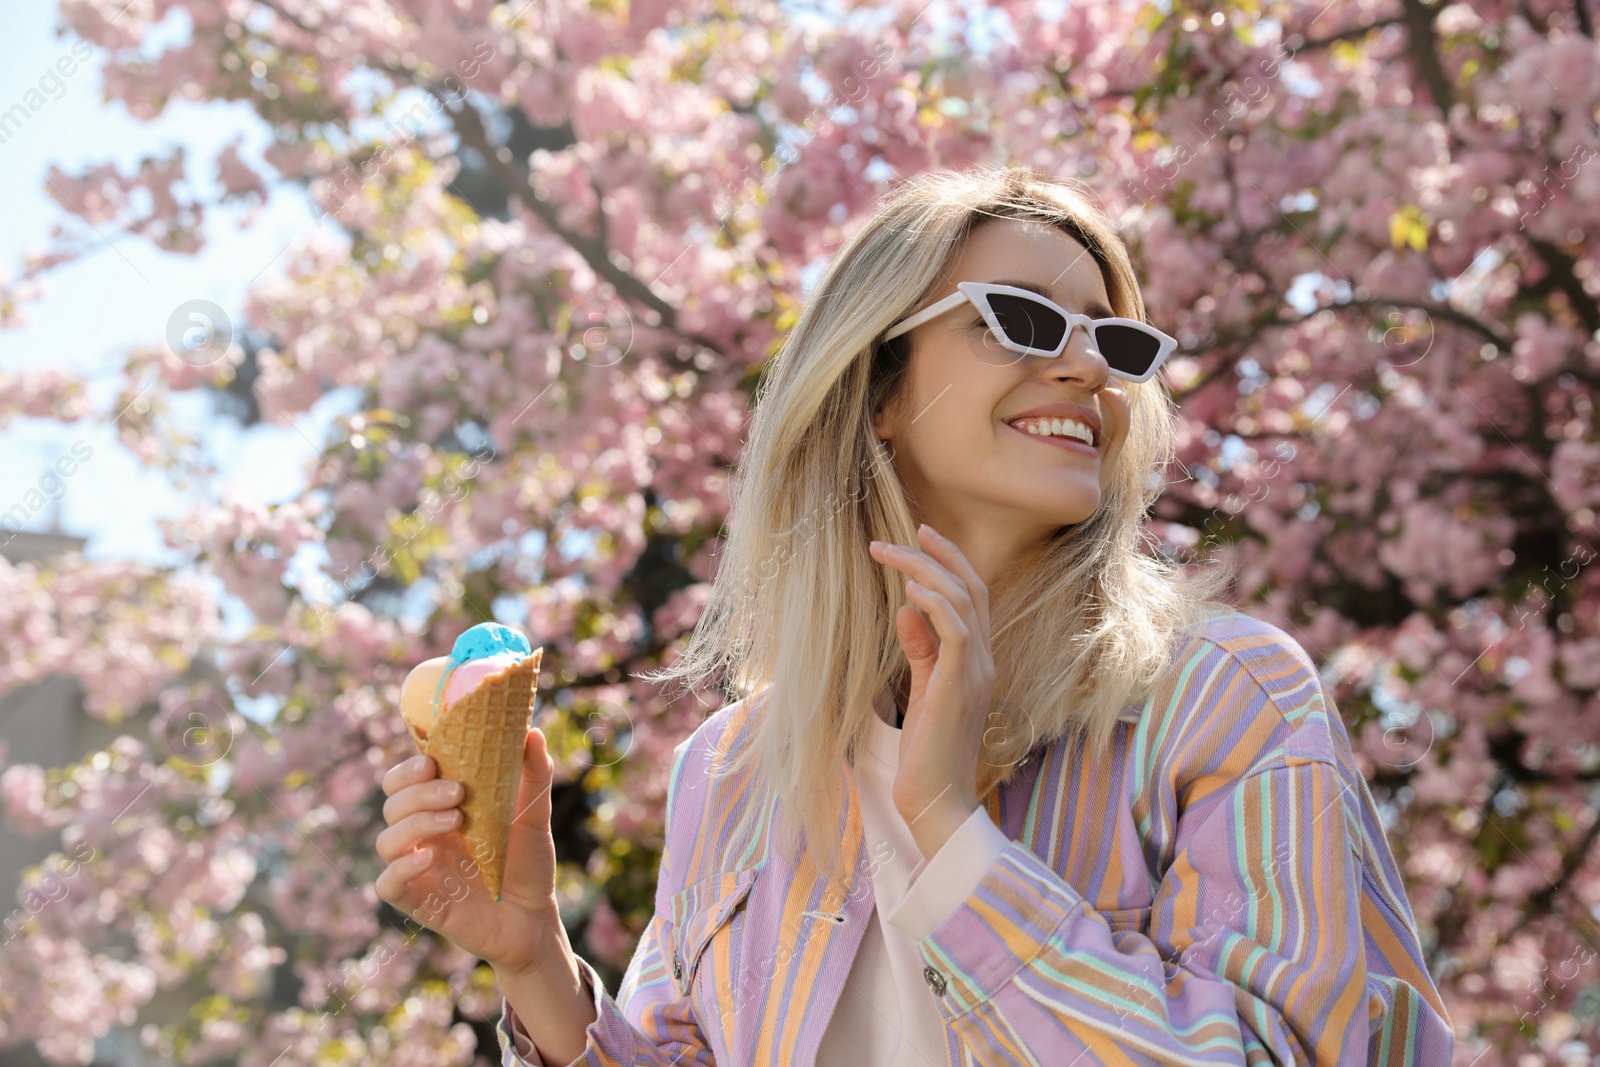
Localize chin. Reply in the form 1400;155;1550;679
1027;501;1100;530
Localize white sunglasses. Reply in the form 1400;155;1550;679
883;281;1178;384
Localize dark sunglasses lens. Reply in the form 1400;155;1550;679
988;294;1067;353
1093;324;1161;377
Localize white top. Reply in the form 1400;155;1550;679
813;690;1014;1067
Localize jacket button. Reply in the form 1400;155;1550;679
922;965;947;995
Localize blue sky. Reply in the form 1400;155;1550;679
0;3;356;567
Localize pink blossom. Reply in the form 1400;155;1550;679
5;2;1600;1058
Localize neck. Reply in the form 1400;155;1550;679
888;515;1059;592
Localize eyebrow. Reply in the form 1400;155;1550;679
988;279;1115;319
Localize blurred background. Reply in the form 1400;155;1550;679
1;0;1598;1063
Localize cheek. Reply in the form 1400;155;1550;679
1102;398;1134;481
1105;392;1133;446
915;337;976;388
911;348;1006;428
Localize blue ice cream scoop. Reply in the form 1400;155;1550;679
431;622;534;715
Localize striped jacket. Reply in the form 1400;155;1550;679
497;611;1455;1065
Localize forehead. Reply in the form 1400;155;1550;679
950;218;1110;305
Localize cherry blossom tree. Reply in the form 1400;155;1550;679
2;0;1598;1063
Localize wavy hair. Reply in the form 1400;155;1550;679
638;163;1240;889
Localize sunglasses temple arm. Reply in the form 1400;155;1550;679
883;291;969;341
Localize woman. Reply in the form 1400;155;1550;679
375;165;1454;1065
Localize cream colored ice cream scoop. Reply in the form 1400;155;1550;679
400;650;527;740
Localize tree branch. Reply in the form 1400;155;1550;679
1524;235;1600;335
1105;12;1406;104
258;0;728;362
1400;0;1456;115
1332;296;1513;348
444;99;729;358
1292;16;1406;51
1525;810;1600;915
1494;804;1600;953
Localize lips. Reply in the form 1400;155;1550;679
1003;402;1102;447
1006;416;1097;449
1004;419;1098;456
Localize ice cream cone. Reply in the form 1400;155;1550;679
410;647;543;900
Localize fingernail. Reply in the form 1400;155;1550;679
435;810;460;826
410;755;429;772
439;780;462;799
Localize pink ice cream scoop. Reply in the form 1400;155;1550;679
439;652;527;709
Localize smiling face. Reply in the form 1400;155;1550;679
872;217;1132;587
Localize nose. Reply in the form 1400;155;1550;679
1036;321;1111;390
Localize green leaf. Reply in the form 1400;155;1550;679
1389;205;1429;252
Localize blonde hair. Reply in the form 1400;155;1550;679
638;163;1240;889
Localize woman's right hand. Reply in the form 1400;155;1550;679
375;725;565;979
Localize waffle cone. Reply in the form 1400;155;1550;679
410;648;543;900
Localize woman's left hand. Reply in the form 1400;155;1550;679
868;523;994;858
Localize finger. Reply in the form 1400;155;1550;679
375;847;435;907
383;754;436;797
375;807;463;863
916;524;989;635
905;581;970;649
376;844;431;891
509;727;554;831
383;777;465;826
899;602;961;702
872;542;973;621
896;602;938;660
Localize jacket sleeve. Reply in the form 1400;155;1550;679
494;735;716;1066
900;743;1454;1065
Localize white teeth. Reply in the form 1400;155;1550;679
1012;417;1095;447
